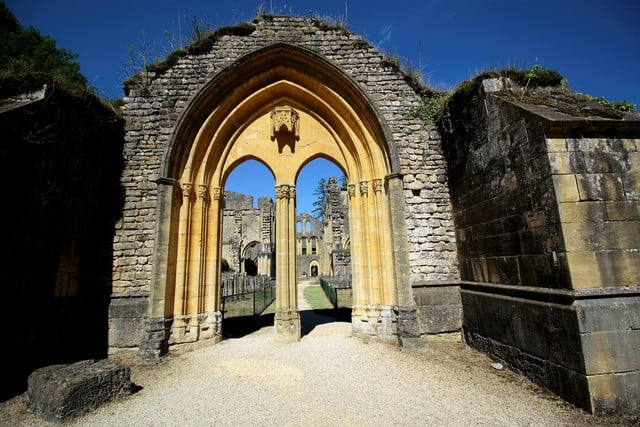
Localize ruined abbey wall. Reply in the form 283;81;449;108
110;15;640;415
111;16;458;347
442;77;640;414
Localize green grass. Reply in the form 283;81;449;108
303;285;334;310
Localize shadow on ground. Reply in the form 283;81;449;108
222;308;351;339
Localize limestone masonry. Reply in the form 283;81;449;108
7;15;640;414
21;15;635;415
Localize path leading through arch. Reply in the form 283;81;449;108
2;324;632;426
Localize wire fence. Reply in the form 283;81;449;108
319;277;352;309
221;274;275;318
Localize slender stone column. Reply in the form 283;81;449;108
360;180;381;330
174;182;193;332
347;183;366;318
274;184;301;342
193;184;209;314
204;187;223;333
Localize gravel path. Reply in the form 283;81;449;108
1;282;636;426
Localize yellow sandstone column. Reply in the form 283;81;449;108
173;182;193;337
347;183;365;319
274;184;301;342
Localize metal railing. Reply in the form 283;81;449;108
319;277;352;309
221;274;275;318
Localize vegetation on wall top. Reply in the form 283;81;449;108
0;2;90;99
124;21;256;93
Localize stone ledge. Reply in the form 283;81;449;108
458;280;640;305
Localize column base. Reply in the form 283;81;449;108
198;310;223;342
274;309;301;343
351;304;399;344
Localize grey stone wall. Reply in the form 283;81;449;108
444;79;565;287
442;77;640;414
113;15;459;349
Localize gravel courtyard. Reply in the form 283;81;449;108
1;316;636;426
1;281;637;426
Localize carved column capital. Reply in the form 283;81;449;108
373;179;383;193
276;184;290;199
196;184;209;202
359;180;368;196
289;185;296;199
212;187;222;200
181;182;193;199
347;184;356;199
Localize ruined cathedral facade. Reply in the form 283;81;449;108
108;16;640;415
221;176;350;280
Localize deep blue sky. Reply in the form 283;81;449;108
6;0;639;213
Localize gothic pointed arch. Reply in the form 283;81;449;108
161;42;402;181
146;40;412;350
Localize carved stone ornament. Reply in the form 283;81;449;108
359;181;368;196
197;184;208;200
373;179;383;193
181;182;193;198
270;106;300;140
348;184;356;198
276;185;290;199
212;187;222;200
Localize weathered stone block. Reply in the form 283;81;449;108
557;201;607;223
23;359;133;422
605;200;640;220
581;330;640;375
576;298;633;333
587;373;629;415
552;174;580;202
576;173;625;201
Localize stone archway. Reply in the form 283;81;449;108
147;43;410;349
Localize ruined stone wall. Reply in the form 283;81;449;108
1;88;124;398
550;136;640;288
445;79;566;287
113;16;459;344
221;193;274;273
442;77;640;414
295;213;324;277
